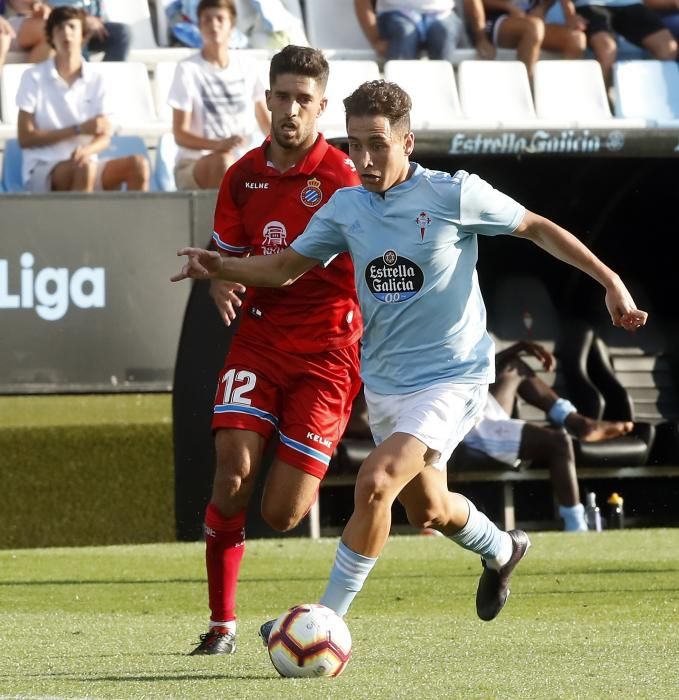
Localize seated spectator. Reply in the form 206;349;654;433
16;6;149;192
482;0;545;76
528;0;587;59
168;0;270;190
573;0;677;82
3;0;52;63
354;0;496;62
167;0;308;49
462;340;633;531
48;0;130;61
643;0;679;40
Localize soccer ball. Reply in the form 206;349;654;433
267;603;352;678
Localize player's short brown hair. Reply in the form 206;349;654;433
197;0;237;22
269;45;329;92
344;80;412;134
45;6;87;49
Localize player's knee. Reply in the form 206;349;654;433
354;466;395;510
405;504;440;530
212;458;252;504
261;503;301;532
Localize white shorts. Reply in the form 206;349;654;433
26;159;109;193
364;382;488;471
463;393;525;468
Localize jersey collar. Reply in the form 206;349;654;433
254;133;330;176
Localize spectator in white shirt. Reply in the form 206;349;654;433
168;0;270;190
16;5;149;192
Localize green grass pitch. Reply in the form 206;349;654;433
1;530;678;699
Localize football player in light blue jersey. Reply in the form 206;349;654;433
172;79;647;628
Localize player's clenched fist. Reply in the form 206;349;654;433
171;247;228;282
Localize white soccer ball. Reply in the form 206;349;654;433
267;603;352;678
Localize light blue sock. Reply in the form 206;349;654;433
319;541;378;617
559;503;587;532
548;398;577;427
449;498;509;565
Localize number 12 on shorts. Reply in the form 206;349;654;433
219;369;256;405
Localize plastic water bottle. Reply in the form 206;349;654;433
585;492;602;532
607;492;625;529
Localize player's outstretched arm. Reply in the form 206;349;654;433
513;210;648;332
171;246;319;288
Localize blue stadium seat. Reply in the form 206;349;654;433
1;135;156;193
154;132;178;192
613;60;679;125
1;139;24;193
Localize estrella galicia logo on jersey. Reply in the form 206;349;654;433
365;249;424;303
416;211;431;240
300;178;323;208
262;221;287;255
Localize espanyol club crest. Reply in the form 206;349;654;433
416;211;431;240
300;178;323;208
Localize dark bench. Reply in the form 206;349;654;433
307;438;679;537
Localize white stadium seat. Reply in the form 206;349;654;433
304;0;377;59
320;60;381;138
88;62;165;138
152;61;178;127
612;60;679;127
106;0;159;50
457;60;537;128
383;60;465;131
533;60;613;126
0;63;30;126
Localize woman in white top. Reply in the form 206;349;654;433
168;0;270;190
16;5;149;192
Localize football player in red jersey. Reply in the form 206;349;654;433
188;44;363;656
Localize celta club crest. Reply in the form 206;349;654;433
416;211;431;239
300;178;323;207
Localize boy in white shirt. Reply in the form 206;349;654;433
16;5;149;192
168;0;270;190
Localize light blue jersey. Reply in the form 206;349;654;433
291;164;525;395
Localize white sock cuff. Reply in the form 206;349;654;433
209;619;236;633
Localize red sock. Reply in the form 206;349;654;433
204;503;246;624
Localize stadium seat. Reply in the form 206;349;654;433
0;63;30;126
320;60;381;138
612;60;679;126
153;0;173;47
457;60;537;128
533;60;620;127
481;274;654;467
1;138;23;193
105;0;196;64
106;0;159;50
383;60;466;131
88;62;166;138
154;132;178;192
152;61;178;127
303;0;377;59
587;282;678;465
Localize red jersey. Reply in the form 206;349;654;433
212;134;362;354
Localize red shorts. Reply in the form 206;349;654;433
212;337;362;479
